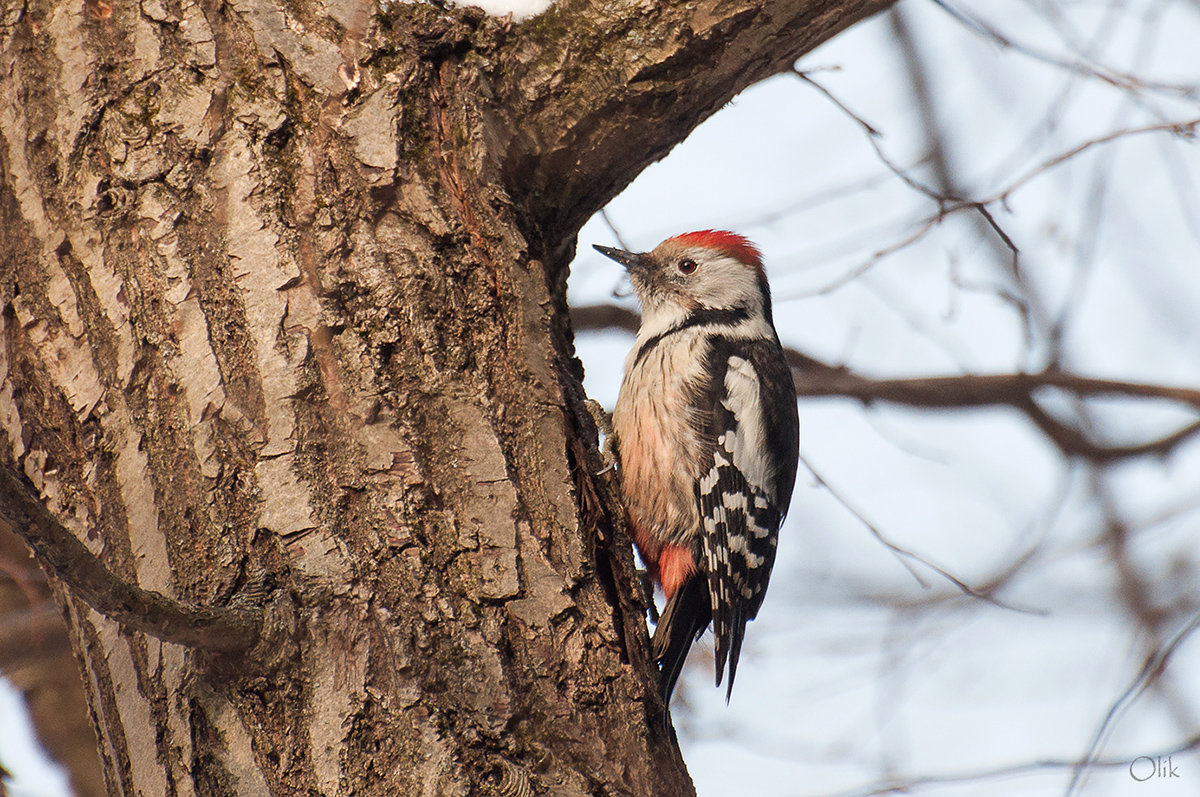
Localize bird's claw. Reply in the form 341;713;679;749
584;398;618;475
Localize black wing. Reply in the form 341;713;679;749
698;338;798;699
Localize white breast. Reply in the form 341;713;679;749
613;328;710;543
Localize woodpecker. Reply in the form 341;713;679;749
594;230;799;715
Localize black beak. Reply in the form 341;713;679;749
593;244;641;271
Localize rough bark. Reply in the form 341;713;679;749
0;0;891;794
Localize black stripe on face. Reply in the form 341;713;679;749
632;306;751;367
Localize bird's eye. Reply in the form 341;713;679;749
678;258;698;275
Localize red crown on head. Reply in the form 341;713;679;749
666;230;763;268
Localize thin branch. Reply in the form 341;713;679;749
599;209;635;252
1017;399;1200;462
992;118;1200;204
792;69;942;201
795;43;1200;323
800;453;928;588
0;464;261;651
802;369;1200;409
856;118;1200;232
1067;609;1200;795
794;214;941;297
1065;454;1200;795
800;454;1043;614
828;731;1200;797
928;0;1200;99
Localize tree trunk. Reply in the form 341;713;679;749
0;0;890;793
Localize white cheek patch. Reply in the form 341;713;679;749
689;254;763;310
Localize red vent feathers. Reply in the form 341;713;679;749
666;230;763;268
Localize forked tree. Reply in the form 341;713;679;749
0;0;893;793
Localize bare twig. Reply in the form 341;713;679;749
829;731;1200;797
1064;451;1200;795
800;453;927;587
0;464;261;651
1066;609;1200;795
800;454;1043;614
1017;399;1200;462
992;118;1200;204
792;68;941;201
928;0;1200;99
599;208;634;252
805;365;1200;409
795;215;941;297
795;43;1200;327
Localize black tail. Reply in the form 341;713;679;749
651;575;711;722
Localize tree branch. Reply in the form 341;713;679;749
0;464;261;651
570;304;1200;460
833;731;1200;797
498;0;897;245
1017;399;1200;462
793;369;1200;409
